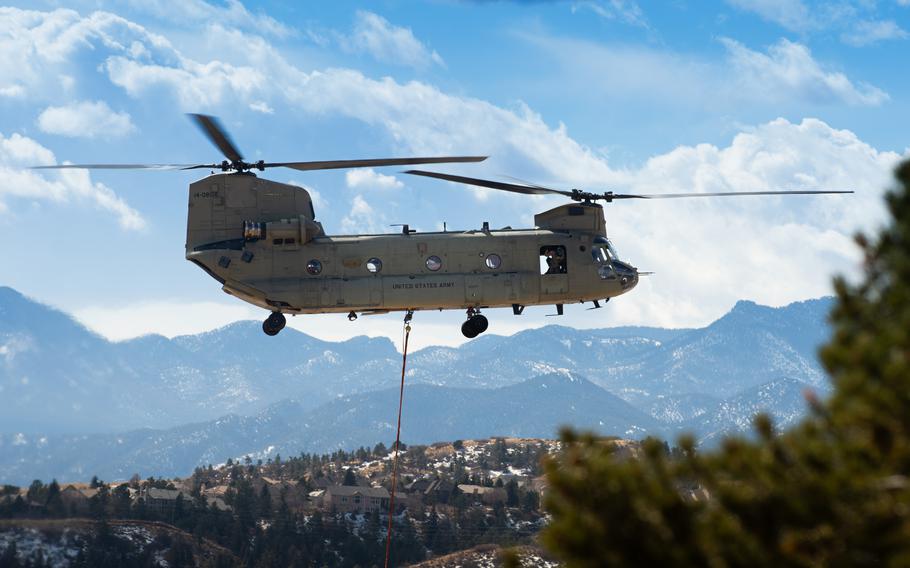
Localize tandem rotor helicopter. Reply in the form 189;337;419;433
36;115;852;338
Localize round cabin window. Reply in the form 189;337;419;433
426;255;442;271
306;259;322;275
366;258;383;273
485;254;502;269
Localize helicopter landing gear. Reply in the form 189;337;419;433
461;308;489;339
262;311;286;336
348;311;358;322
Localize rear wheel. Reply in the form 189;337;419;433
473;315;489;334
262;312;286;336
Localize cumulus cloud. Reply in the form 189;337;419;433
720;38;888;106
841;20;909;46
37;100;136;139
0;132;145;230
0;7;172;100
340;194;385;234
122;0;292;39
345;168;404;190
340;11;444;69
726;0;812;31
597;117;903;327
727;0;908;47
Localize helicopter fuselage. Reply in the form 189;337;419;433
189;228;638;314
185;173;638;324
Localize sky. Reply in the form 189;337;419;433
0;0;908;350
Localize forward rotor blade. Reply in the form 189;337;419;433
188;113;243;163
404;170;574;197
32;164;202;171
630;190;854;199
272;156;487;172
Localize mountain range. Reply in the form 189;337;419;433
0;286;834;483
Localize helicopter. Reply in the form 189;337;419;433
36;115;852;338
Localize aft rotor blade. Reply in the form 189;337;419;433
188;113;243;163
628;190;854;199
32;163;203;170
404;170;574;198
272;156;487;172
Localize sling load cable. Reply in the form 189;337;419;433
384;309;413;568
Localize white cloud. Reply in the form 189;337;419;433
599;117;903;327
575;0;650;29
0;132;145;230
105;55;266;110
841;20;909;46
0;84;25;98
341;11;444;69
341;194;385;233
0;7;172;100
519;32;888;108
720;38;888;106
74;300;260;341
37;100;136;139
727;0;908;47
345;168;404;190
726;0;811;31
248;100;274;114
122;0;292;39
72;299;480;351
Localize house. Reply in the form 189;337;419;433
457;484;506;505
322;485;390;514
530;476;549;501
141;487;191;515
59;486;90;515
206;496;231;512
409;478;455;505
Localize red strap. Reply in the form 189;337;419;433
384;319;411;568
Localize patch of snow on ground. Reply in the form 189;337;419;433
0;527;83;566
115;524;154;548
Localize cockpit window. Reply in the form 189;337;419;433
593;236;621;261
592;247;610;264
607;241;621;261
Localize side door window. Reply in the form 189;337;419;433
539;246;567;275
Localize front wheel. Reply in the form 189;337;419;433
461;319;479;339
461;315;488;338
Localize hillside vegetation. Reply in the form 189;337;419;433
543;161;910;566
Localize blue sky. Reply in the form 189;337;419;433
0;0;907;349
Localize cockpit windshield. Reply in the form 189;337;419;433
607;240;621;261
593;236;621;262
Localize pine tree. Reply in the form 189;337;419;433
258;484;272;519
541;160;910;567
45;480;63;517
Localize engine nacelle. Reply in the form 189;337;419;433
186;173;323;256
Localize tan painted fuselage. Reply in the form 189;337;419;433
185;173;637;316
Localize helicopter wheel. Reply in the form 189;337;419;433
461;314;488;338
262;312;286;336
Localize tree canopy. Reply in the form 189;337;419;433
542;160;910;567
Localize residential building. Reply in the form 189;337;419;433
322;485;390;514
